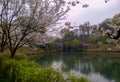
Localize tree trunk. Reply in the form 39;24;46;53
10;50;16;59
0;46;4;53
0;42;6;52
0;35;6;53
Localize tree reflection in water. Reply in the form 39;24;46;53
31;52;120;82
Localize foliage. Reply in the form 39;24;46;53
0;52;90;82
0;51;27;60
88;35;107;44
71;39;81;50
67;76;91;82
112;13;120;26
18;47;45;55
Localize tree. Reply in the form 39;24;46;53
72;38;80;50
79;24;86;35
104;13;120;40
0;0;80;58
60;28;70;38
112;13;120;26
83;22;91;35
107;29;120;40
0;24;7;52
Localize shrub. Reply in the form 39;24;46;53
0;52;90;82
67;76;91;82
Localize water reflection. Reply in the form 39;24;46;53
31;52;120;82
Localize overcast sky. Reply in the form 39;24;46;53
63;0;120;26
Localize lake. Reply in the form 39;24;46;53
30;52;120;82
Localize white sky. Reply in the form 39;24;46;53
63;0;120;25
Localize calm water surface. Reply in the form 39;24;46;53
30;52;120;82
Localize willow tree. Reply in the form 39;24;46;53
0;0;81;58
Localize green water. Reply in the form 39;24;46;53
31;52;120;82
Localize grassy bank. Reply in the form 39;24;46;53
18;45;120;56
18;47;58;55
0;52;91;82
